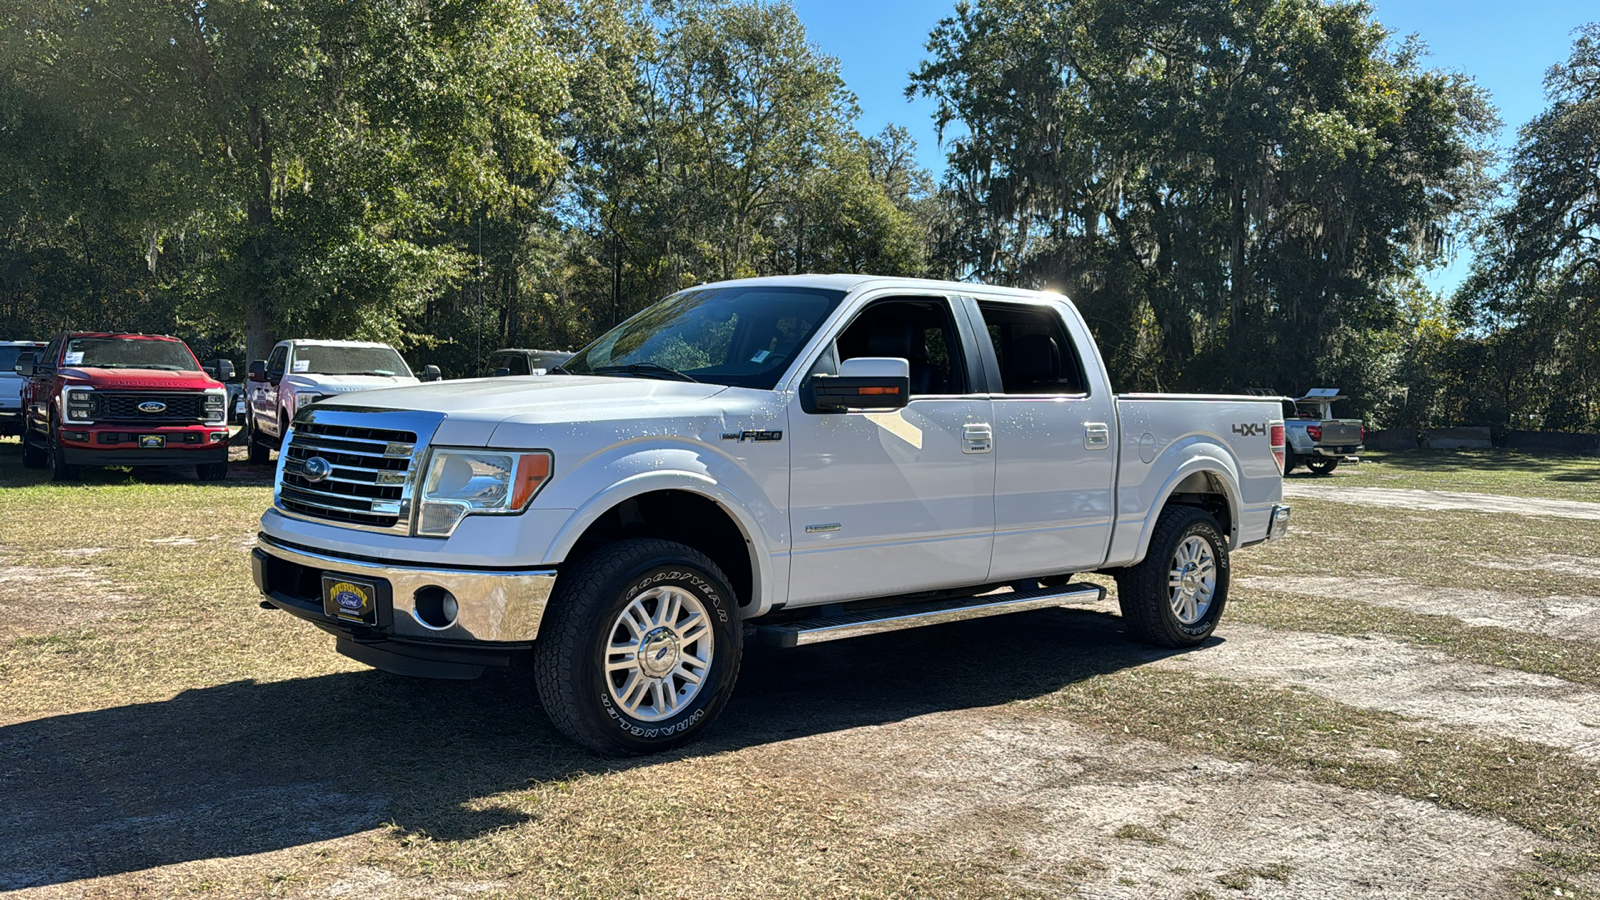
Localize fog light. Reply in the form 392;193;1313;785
412;586;459;630
210;431;228;443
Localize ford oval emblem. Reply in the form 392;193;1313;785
301;456;333;483
138;401;167;414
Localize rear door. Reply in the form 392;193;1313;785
967;298;1117;579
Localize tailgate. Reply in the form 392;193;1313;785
1317;420;1362;444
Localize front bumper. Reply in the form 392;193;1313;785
251;534;557;677
58;424;230;466
0;409;20;435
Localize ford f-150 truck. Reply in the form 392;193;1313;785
1283;388;1364;475
19;332;232;481
245;340;423;465
252;275;1291;754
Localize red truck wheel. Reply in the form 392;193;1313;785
49;424;80;482
21;433;46;469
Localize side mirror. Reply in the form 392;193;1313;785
493;367;511;378
247;360;266;382
421;365;442;383
15;352;34;377
207;359;236;382
809;357;910;412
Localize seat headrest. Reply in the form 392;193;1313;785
865;327;916;360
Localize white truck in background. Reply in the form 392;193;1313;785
1283;388;1365;475
250;275;1291;754
244;340;438;465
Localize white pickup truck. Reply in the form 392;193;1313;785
244;340;429;465
251;275;1290;754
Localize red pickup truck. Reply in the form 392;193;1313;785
18;332;233;481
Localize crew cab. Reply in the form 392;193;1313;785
19;332;231;481
251;275;1291;754
2;341;47;435
245;340;429;465
1283;388;1364;475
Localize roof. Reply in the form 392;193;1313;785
281;339;399;349
0;340;47;347
684;273;1068;302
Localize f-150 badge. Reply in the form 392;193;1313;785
721;430;783;442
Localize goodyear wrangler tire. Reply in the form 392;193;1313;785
534;539;742;755
1115;506;1230;648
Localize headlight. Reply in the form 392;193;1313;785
297;392;325;409
415;449;553;537
204;390;226;423
64;389;94;422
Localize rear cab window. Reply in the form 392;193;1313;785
974;302;1089;396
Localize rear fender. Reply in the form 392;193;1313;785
1124;451;1241;567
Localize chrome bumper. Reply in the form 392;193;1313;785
253;534;556;642
1268;504;1292;541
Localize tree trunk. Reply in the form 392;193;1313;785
243;104;275;364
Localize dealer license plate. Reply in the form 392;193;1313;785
139;434;164;449
322;575;377;625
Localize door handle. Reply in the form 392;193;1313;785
1084;423;1110;450
963;423;993;454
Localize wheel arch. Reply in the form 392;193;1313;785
548;473;773;615
1129;457;1241;566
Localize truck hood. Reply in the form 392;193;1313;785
60;367;222;391
282;373;419;394
317;375;730;444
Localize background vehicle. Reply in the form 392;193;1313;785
251;275;1290;755
19;333;231;481
1282;388;1364;475
201;359;246;424
486;348;573;377
1;341;47;436
245;340;430;464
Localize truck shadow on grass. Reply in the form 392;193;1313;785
0;606;1208;890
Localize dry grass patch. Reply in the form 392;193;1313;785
1327;449;1600;503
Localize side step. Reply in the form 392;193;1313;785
755;581;1106;648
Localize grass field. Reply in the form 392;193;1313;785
1;440;1597;898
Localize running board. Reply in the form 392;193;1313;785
756;582;1106;648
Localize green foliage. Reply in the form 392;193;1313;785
910;0;1498;404
1455;24;1600;432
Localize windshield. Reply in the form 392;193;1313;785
0;346;37;371
292;346;412;377
64;338;199;371
564;286;845;389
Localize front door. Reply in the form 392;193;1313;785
787;296;995;605
253;344;288;437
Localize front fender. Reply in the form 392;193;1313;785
541;444;787;614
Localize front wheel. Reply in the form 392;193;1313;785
1306;457;1339;476
1115;506;1230;648
246;417;270;465
21;433;46;469
534;539;743;755
49;426;79;482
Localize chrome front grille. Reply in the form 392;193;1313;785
273;404;448;532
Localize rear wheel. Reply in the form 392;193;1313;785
534;539;743;755
1115;505;1230;648
1306;457;1339;476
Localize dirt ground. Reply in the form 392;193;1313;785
2;447;1598;899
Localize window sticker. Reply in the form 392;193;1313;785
63;352;84;365
292;360;310;373
750;349;770;363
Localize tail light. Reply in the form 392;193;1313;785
1306;424;1322;442
1270;422;1286;474
1360;425;1366;442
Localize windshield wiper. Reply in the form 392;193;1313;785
592;363;699;383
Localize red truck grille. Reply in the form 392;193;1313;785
94;392;206;422
279;422;417;528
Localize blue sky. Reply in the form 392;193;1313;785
789;0;1597;294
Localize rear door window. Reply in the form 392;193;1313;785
975;303;1088;396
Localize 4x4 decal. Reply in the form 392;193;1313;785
1231;423;1266;437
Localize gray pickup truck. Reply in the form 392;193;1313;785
1283;388;1364;475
